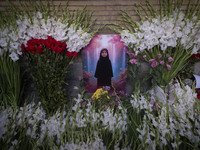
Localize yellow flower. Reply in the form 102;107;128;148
91;88;108;100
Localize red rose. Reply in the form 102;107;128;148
52;47;58;52
47;36;54;41
74;52;78;56
66;51;78;58
66;51;73;58
44;41;52;49
56;47;63;53
55;41;62;47
24;37;70;55
62;43;67;48
26;44;36;53
189;55;196;60
197;95;200;99
36;46;44;54
27;39;38;46
66;52;72;58
21;44;25;52
38;39;45;45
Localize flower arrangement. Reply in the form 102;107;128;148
83;88;119;111
145;53;175;86
91;88;108;100
1;82;199;150
0;94;127;150
128;82;200;149
1;0;200;150
0;1;99;61
22;36;78;114
111;0;200;87
0;0;99;114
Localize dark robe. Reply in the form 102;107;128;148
95;50;113;88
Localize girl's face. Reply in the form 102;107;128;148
101;50;107;57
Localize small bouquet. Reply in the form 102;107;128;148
145;53;174;87
22;36;78;114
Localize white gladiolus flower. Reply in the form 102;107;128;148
66;25;92;52
0;38;8;47
120;10;200;54
36;11;43;19
0;11;92;61
130;82;200;148
9;51;19;62
9;31;19;42
0;82;199;149
10;42;20;50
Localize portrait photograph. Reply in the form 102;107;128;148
82;34;128;93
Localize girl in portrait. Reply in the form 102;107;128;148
95;48;113;90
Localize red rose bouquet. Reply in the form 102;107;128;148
22;36;78;114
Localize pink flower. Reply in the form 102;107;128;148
130;53;135;58
168;57;174;62
81;102;86;107
78;76;83;81
159;60;165;65
157;54;162;59
104;105;107;109
126;50;130;55
166;64;171;70
151;61;158;68
149;59;155;63
141;57;145;61
150;100;160;110
129;58;137;64
153;102;159;110
150;100;154;105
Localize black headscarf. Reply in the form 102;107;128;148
95;48;113;79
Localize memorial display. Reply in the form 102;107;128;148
0;0;200;150
82;34;128;93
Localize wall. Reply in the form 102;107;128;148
0;0;190;34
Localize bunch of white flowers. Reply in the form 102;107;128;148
0;12;92;61
71;95;127;132
67;25;92;52
120;9;200;54
60;136;106;150
0;94;128;149
130;83;200;149
0;108;14;138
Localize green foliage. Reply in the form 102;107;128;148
0;52;24;108
122;87;143;150
23;46;73;115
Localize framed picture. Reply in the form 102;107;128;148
82;35;128;93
